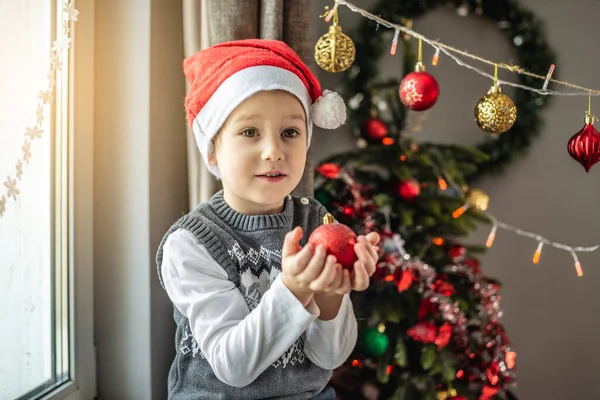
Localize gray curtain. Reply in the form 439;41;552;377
183;0;315;207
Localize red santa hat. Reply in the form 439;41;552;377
183;39;347;178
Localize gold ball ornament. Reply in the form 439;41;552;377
466;188;490;212
474;84;517;134
315;24;356;73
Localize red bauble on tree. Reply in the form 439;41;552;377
399;62;440;112
449;244;466;261
361;117;388;141
397;179;420;201
308;213;358;270
316;163;341;179
567;113;600;172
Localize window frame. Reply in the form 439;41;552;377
40;0;97;399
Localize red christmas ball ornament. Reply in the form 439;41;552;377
399;63;440;111
397;179;420;201
316;163;341;179
449;244;466;261
567;113;600;172
308;213;357;270
342;205;355;217
361;117;388;141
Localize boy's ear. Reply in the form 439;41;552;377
208;142;218;166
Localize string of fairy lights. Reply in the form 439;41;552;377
328;0;600;96
447;177;598;277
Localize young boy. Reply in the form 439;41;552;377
156;39;380;399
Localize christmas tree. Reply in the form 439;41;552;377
312;5;539;399
316;150;516;400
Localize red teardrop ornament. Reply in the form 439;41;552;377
567;117;600;172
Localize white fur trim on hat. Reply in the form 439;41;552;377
192;66;313;179
311;90;347;129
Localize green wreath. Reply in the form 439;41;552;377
343;0;556;180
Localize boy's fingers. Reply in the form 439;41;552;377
365;242;379;265
354;240;372;266
365;232;380;246
327;263;344;291
292;242;314;274
336;269;352;295
302;244;328;282
355;238;379;274
309;256;339;291
352;262;369;291
282;227;303;259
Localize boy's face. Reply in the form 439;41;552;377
209;90;308;215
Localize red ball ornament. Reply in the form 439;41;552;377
567;114;600;172
397;179;420;201
361;117;388;141
399;64;440;111
449;244;466;261
316;163;341;179
308;213;358;270
342;205;355;217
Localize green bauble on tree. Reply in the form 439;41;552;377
360;327;389;358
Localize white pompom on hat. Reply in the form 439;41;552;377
183;39;347;178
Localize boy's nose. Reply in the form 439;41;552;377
261;138;285;161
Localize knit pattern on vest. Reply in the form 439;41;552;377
156;191;331;399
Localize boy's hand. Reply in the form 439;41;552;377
308;254;352;295
281;227;330;307
350;232;380;292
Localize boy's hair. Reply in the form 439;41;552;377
183;39;347;178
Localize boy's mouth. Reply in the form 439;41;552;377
256;171;287;182
256;170;287;177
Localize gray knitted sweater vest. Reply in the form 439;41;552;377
156;191;332;399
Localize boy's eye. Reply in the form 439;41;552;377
282;129;299;138
241;129;258;138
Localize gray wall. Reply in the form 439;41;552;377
311;1;600;399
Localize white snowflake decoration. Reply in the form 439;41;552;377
25;126;43;140
4;177;19;201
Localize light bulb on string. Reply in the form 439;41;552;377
437;176;448;190
390;29;400;55
432;47;440;66
532;241;544;264
486;224;498;248
569;249;584;277
452;204;469;218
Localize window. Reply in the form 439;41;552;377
0;1;92;399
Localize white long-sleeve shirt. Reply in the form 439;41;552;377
161;228;357;388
